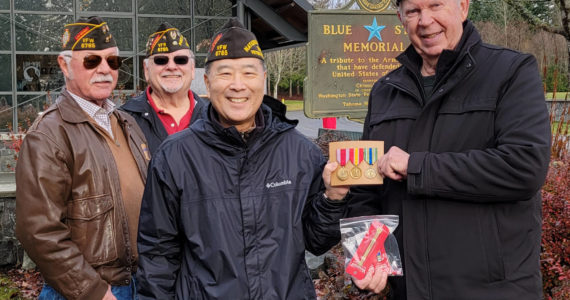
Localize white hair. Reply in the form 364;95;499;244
58;48;120;82
398;0;463;14
58;49;121;65
59;50;73;65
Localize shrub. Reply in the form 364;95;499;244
541;104;570;299
541;157;570;300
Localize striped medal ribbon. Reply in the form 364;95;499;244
363;147;378;179
336;148;349;181
349;148;364;179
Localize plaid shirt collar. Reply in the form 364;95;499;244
68;91;116;137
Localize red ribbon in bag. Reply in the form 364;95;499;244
345;221;390;280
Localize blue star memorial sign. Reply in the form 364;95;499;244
364;17;386;42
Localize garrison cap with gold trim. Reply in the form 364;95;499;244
146;22;190;57
205;18;264;64
61;16;116;51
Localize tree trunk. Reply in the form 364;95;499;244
503;0;570;90
566;39;570;89
273;74;281;99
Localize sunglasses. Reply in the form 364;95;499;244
152;55;190;66
82;55;122;70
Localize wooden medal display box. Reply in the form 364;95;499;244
329;141;384;186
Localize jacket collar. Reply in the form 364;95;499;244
57;89;130;125
196;95;297;149
121;88;204;113
56;89;97;124
397;20;480;81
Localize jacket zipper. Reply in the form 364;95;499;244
384;79;435;300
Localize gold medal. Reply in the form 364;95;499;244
336;148;349;181
350;167;362;179
364;147;379;179
365;168;377;179
338;167;349;181
349;147;364;179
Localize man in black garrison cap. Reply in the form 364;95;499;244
137;18;352;299
121;22;206;155
16;16;150;300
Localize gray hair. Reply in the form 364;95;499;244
59;49;121;66
59;50;73;66
398;0;463;12
58;49;120;83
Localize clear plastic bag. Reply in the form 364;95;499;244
340;215;403;280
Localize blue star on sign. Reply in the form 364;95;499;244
364;17;386;42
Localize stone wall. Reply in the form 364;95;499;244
0;196;22;267
546;99;570;122
0;134;20;173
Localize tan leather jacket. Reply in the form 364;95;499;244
15;91;150;300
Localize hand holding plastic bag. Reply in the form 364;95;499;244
340;215;404;280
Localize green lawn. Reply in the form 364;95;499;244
552;121;569;134
545;92;570;100
283;100;304;111
0;275;20;299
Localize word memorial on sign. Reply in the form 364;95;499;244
306;10;410;119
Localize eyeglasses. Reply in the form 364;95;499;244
152;55;191;66
82;55;122;70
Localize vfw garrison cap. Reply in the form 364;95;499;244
146;22;190;57
205;18;264;64
61;16;116;51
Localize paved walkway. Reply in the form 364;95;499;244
285;111;364;139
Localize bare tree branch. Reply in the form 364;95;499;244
503;0;567;37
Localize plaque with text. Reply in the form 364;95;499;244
305;11;410;119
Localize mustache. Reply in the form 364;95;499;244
90;74;114;84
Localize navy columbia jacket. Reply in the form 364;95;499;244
137;96;348;299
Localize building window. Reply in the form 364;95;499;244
79;0;131;12
16;54;62;92
1;0;247;132
116;56;134;91
0;55;11;92
15;14;73;52
194;0;233;17
0;14;10;51
14;0;73;12
0;95;13;132
138;0;191;15
194;17;228;54
106;17;134;52
17;94;57;131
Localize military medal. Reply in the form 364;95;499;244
336;148;349;181
349;148;364;179
364;147;378;179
